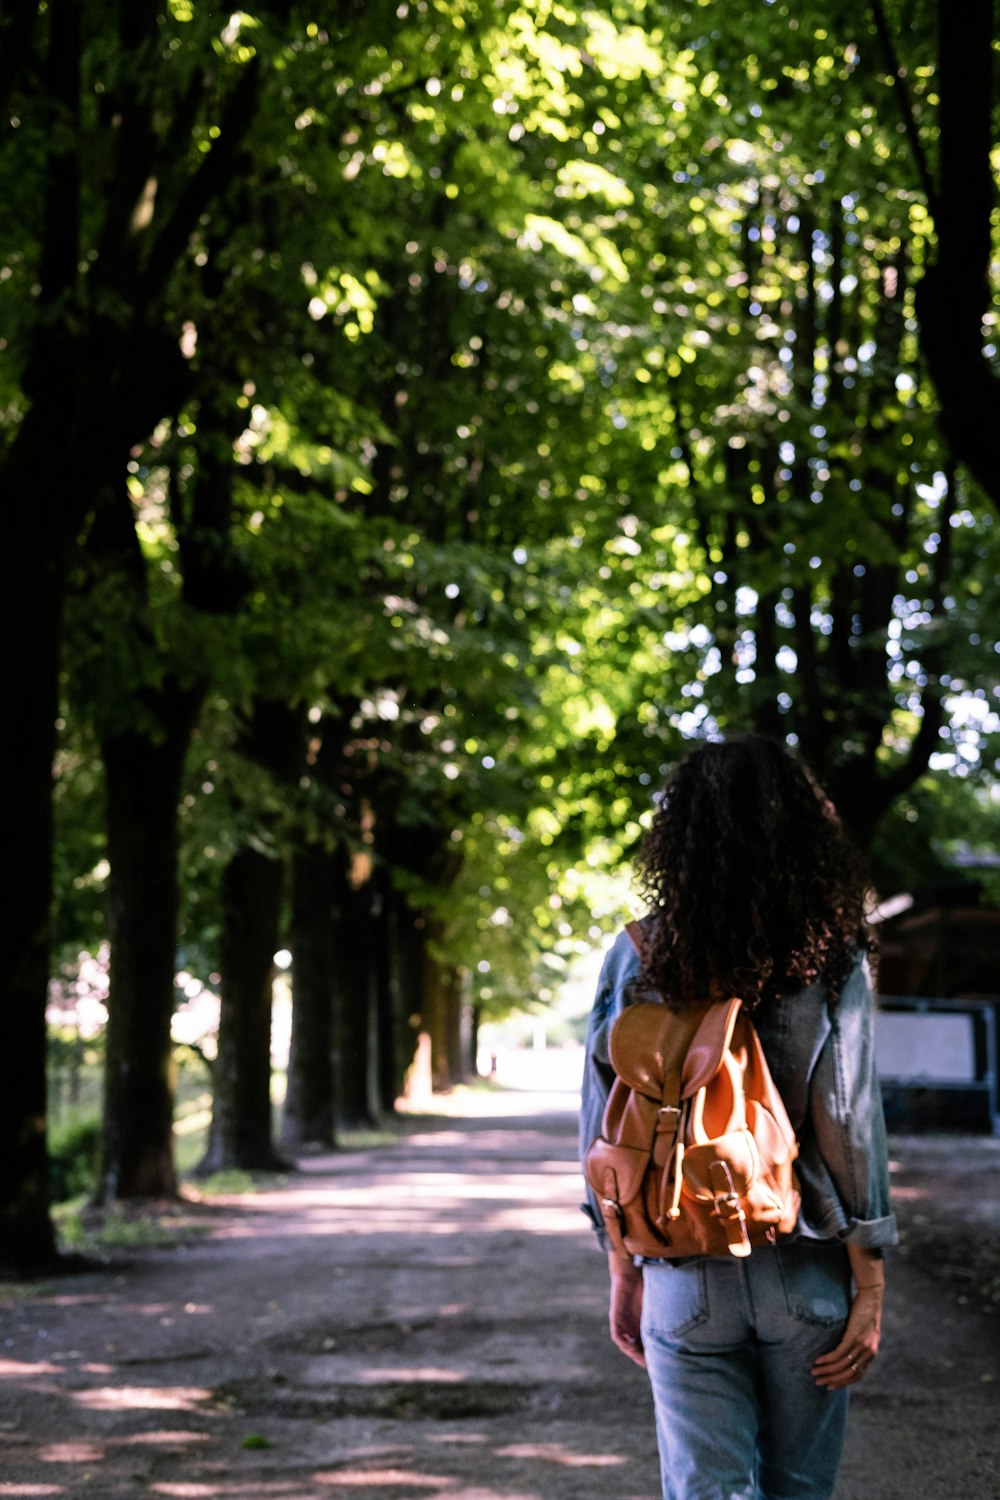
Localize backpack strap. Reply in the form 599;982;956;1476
618;921;687;1210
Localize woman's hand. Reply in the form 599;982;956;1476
812;1244;885;1390
811;1286;882;1388
608;1251;646;1369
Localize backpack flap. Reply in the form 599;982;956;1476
681;998;743;1096
746;1097;797;1167
584;1114;655;1254
741;1019;798;1160
609;1001;709;1094
585;1134;651;1211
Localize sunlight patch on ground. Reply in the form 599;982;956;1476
150;1487;308;1498
71;1385;213;1412
422;1434;489;1446
35;1443;104;1464
357;1367;465;1384
0;1362;64;1378
203;1163;585;1243
373;1174;581;1201
116;1301;183;1317
312;1472;453;1489
29;1295;106;1309
108;1430;211;1447
149;1488;222;1498
206;1212;581;1240
493;1442;626;1468
397;1086;578;1119
0;1486;66;1496
208;1206;582;1240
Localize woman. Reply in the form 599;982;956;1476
579;734;897;1500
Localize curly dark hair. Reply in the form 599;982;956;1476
633;734;870;1011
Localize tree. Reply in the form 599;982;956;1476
873;0;1000;512
4;2;996;1270
1;0;274;1263
196;700;301;1173
529;2;999;848
185;0;668;1107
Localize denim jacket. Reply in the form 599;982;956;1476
579;928;898;1252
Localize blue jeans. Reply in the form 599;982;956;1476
641;1243;851;1500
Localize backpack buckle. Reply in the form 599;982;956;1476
709;1161;752;1257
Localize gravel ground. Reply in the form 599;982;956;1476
0;1089;997;1500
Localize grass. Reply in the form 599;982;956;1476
45;1046;405;1252
47;1048;249;1251
335;1122;406;1150
188;1168;266;1195
53;1198;213;1254
44;1040;458;1255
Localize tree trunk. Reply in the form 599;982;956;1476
98;690;199;1200
203;696;302;1163
422;919;465;1093
470;1004;482;1081
199;846;285;1173
423;930;449;1094
0;0;267;1249
379;880;424;1107
282;843;337;1151
456;967;474;1082
0;0;83;1261
331;855;380;1126
915;0;999;510
0;502;63;1271
445;965;466;1084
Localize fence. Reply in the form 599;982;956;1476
876;995;1000;1134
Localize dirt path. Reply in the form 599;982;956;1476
1;1091;997;1500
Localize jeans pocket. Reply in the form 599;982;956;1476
776;1244;849;1328
642;1260;710;1339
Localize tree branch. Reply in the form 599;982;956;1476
877;465;960;809
0;0;40;116
913;0;999;510
880;690;945;807
869;0;938;211
92;0;161;280
790;585;831;761
37;0;80;311
138;57;263;306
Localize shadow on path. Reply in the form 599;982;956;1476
0;1092;997;1499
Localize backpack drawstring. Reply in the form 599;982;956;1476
667;1099;690;1219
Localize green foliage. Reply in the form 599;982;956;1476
870;773;1000;903
51;730;108;960
48;1115;101;1204
11;0;999;1021
54;1201;207;1253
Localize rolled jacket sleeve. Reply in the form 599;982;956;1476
800;955;898;1248
578;930;641;1250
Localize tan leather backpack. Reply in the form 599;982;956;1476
584;922;801;1259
